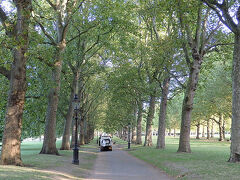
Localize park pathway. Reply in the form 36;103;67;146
86;145;174;180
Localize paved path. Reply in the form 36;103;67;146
87;145;174;180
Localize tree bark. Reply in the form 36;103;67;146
0;1;31;166
229;28;240;162
84;117;89;144
156;77;170;149
132;126;137;144
70;118;75;148
202;125;205;138
178;56;202;153
196;123;200;139
60;72;79;150
207;120;210;140
123;127;127;141
144;93;156;147
211;121;214;138
219;114;224;141
223;119;226;139
40;48;64;155
79;116;85;145
136;100;143;144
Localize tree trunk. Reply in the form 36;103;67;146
136;100;143;144
131;106;137;143
228;33;240;162
168;129;171;136
0;1;31;166
196;123;200;139
207;120;210;140
40;48;64;155
144;93;156;147
84;118;89;144
223;119;226;139
132;126;137;144
178;56;202;153
202;125;205;138
70;118;75;148
211;121;214;138
79;116;85;145
60;72;79;150
174;129;176;137
219;114;224;141
124;127;128;141
156;77;170;149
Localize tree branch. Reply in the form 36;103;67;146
201;0;238;33
205;43;234;54
33;15;56;45
67;24;98;44
46;0;57;10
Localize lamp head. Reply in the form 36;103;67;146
73;94;80;111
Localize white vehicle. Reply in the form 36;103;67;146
100;136;113;151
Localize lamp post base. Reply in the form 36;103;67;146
72;147;79;165
72;159;79;165
128;142;130;149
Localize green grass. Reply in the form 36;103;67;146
0;139;98;180
126;136;240;180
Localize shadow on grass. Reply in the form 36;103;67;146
0;139;99;180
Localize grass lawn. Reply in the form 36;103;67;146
0;140;98;180
125;136;240;180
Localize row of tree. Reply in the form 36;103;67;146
0;0;239;166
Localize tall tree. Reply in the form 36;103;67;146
177;0;222;153
156;76;170;149
0;0;32;165
32;0;83;155
201;0;240;163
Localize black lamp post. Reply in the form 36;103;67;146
128;123;131;149
72;94;80;165
96;130;98;144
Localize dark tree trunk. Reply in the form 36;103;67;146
196;123;200;139
168;129;171;136
211;121;214;138
0;1;31;166
229;30;240;162
178;53;202;153
144;93;156;147
136;100;143;144
118;128;122;139
60;72;78;150
124;127;128;141
219;114;224;141
202;125;205;138
84;118;89;144
178;55;202;153
40;48;64;155
207;120;210;140
156;77;170;149
79;116;85;145
70;118;75;148
223;120;226;139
